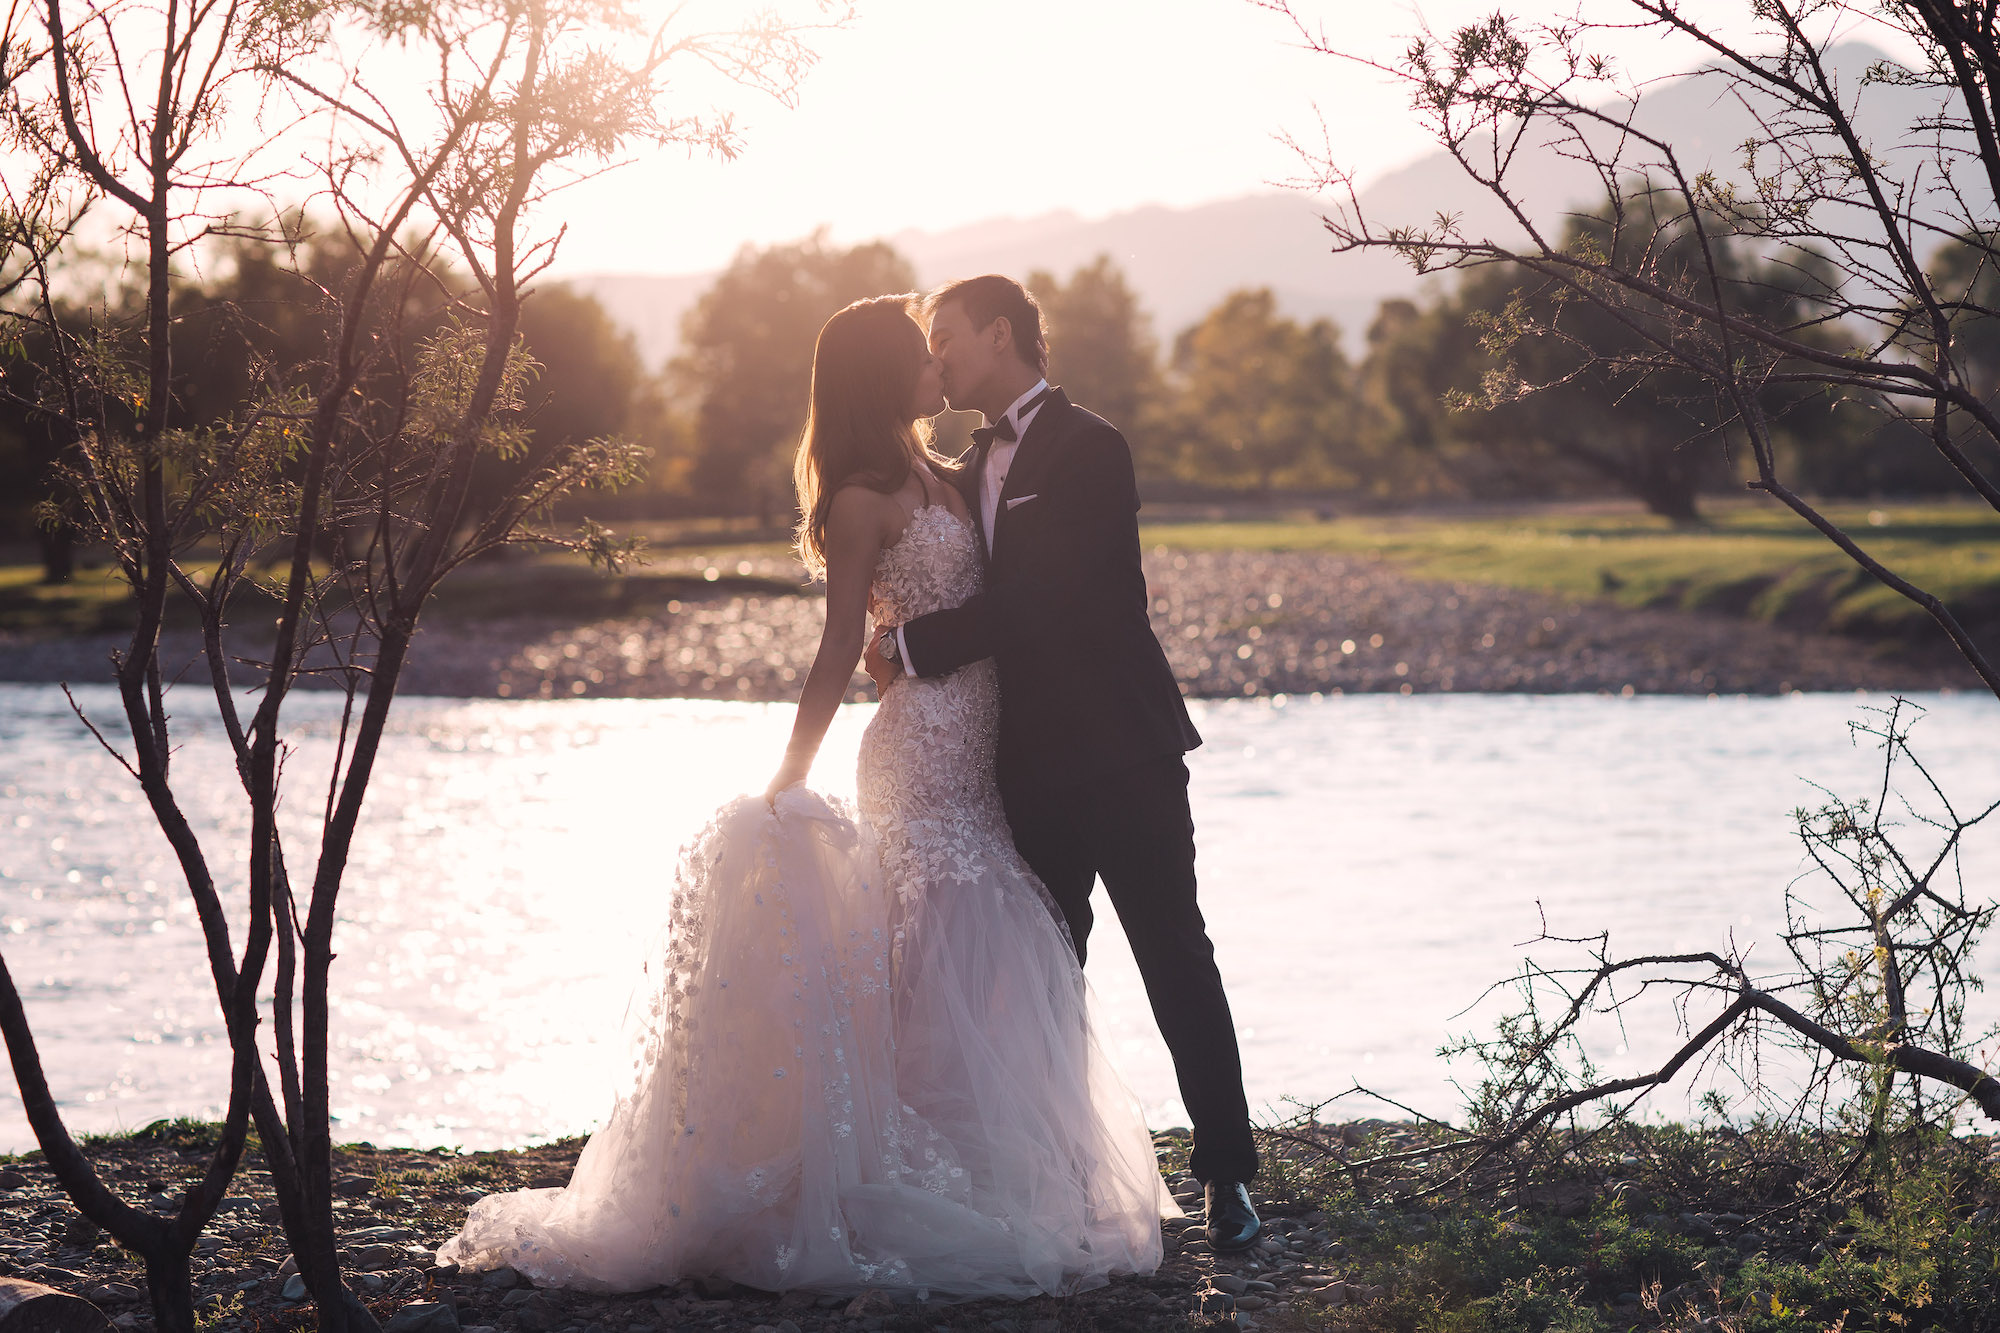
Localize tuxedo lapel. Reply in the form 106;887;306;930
989;388;1070;563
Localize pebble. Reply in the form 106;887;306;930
346;1243;401;1269
842;1291;893;1318
349;1225;416;1243
282;1274;308;1301
514;1293;560;1331
384;1301;460;1333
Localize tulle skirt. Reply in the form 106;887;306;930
436;788;1171;1297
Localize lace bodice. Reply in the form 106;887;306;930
856;507;1021;914
867;504;983;627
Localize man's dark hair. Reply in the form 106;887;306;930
924;274;1049;375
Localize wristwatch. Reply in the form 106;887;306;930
877;629;901;665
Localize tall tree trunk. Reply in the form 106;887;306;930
142;1250;195;1333
36;524;74;583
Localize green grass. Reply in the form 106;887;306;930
0;562;139;634
1143;499;2000;644
76;1117;234;1151
0;537;804;635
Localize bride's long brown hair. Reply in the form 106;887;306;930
792;295;948;576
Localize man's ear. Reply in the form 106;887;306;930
988;314;1014;357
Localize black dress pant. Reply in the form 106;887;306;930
1001;753;1258;1185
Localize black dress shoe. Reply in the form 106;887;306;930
1202;1179;1261;1252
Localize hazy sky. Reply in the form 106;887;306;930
543;0;1883;278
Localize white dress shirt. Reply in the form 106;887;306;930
978;378;1050;556
895;378;1050;676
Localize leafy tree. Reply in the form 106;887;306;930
1457;199;1847;522
0;326;76;580
672;232;914;522
1344;297;1468;499
7;224;660;562
472;282;651;527
1027;255;1159;431
520;285;646;457
1163;288;1353;495
1352;198;1869;520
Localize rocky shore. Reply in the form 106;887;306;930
0;548;1976;700
0;1129;1358;1333
17;1120;1991;1333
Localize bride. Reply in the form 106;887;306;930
437;295;1172;1298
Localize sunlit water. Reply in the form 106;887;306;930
1;684;1995;1153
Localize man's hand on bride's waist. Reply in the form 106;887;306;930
863;624;900;694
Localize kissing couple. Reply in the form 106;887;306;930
440;275;1260;1299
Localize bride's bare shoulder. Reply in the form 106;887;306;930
825;483;902;545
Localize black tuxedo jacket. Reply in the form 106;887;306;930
900;388;1201;791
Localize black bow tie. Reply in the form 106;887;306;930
971;387;1052;450
970;420;1014;450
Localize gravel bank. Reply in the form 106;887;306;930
0;549;1975;700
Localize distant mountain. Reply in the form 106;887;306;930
560;193;1376;370
562;41;1947;369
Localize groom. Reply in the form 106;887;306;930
864;274;1261;1250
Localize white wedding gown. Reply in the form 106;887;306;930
437;504;1172;1297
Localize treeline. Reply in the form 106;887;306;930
639;212;1992;525
0;222;663;580
7;210;1992;581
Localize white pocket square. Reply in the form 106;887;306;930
1005;494;1039;510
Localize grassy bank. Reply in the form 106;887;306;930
1246;1115;2000;1333
1144;500;2000;649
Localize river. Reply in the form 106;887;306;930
1;684;1994;1151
